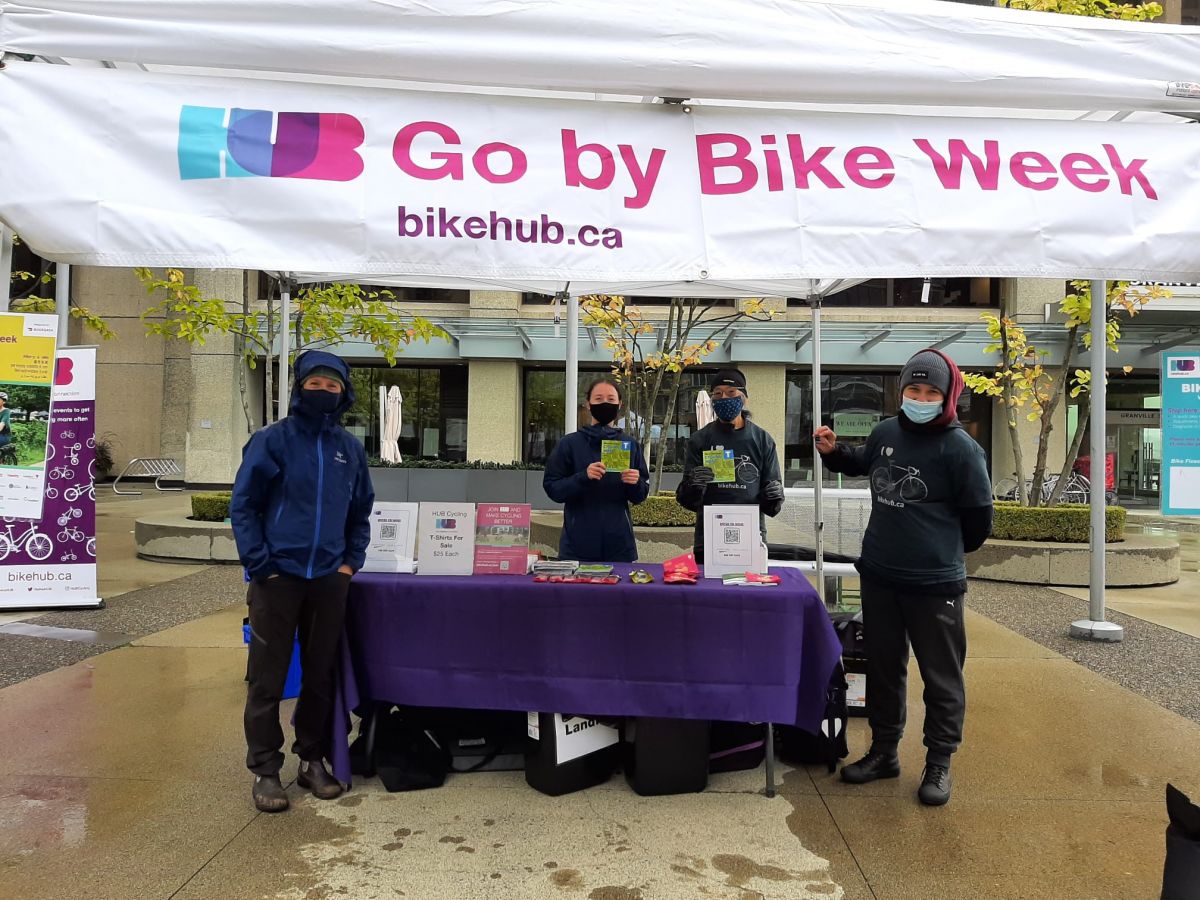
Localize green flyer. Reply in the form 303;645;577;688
703;449;736;484
601;439;632;473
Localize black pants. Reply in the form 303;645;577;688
244;572;351;776
860;577;966;766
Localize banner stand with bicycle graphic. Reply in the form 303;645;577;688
0;346;101;610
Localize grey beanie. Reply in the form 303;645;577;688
900;350;951;396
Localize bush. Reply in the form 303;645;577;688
991;501;1125;543
368;458;544;470
630;492;696;527
192;491;232;522
11;419;49;466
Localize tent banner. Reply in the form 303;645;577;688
4;0;1200;113
0;311;57;522
2;63;1200;281
0;346;99;610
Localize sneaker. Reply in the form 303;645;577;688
840;749;901;784
297;759;344;800
251;774;289;813
918;764;952;806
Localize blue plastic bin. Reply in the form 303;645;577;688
242;623;303;700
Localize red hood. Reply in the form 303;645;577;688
927;347;964;428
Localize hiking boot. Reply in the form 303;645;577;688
840;749;901;784
297;759;343;800
918;763;952;806
251;774;289;813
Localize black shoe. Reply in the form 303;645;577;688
918;764;952;806
297;759;344;800
840;749;901;784
252;774;289;813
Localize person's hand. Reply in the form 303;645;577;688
813;426;838;455
620;469;640;485
337;565;354;576
586;461;607;480
762;480;785;503
689;466;715;486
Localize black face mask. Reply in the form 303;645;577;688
589;402;620;426
300;388;341;416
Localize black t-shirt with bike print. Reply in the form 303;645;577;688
823;417;992;586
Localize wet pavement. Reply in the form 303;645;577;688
0;496;1198;898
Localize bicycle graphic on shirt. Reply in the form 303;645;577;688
870;463;929;503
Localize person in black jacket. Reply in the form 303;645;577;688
543;378;650;562
676;369;784;563
814;348;992;808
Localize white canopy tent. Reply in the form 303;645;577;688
4;0;1199;643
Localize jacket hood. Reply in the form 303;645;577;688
290;350;355;422
580;423;625;442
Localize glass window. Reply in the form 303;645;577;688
522;367;717;466
784;370;992;485
791;278;999;309
345;365;468;460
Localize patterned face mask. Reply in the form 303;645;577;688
712;396;744;422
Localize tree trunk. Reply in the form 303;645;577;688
264;290;275;424
1045;406;1091;506
999;323;1029;505
1029;324;1079;507
651;374;682;494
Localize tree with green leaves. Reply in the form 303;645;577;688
135;269;448;429
1003;0;1163;21
582;294;775;492
963;281;1167;506
6;233;115;340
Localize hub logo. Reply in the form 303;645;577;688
178;106;364;181
1167;356;1200;378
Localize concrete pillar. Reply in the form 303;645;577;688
466;359;522;462
741;363;787;450
184;270;252;485
1009;277;1065;324
72;266;167;475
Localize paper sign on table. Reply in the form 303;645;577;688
601;439;631;473
703;505;766;579
702;449;736;484
473;503;531;575
416;502;476;575
361;502;418;573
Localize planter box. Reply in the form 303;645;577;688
467;469;529;504
369;467;410;502
406;469;469;503
527;471;555;510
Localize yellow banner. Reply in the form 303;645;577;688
0;312;57;384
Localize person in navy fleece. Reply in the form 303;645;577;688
231;350;374;813
543;378;650;562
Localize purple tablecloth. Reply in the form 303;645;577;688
329;564;841;783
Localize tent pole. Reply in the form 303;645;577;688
565;293;579;434
0;225;12;312
810;295;826;607
55;263;71;346
1071;280;1123;642
278;276;292;418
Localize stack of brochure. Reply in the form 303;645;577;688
720;572;780;587
532;559;580;577
576;564;614;577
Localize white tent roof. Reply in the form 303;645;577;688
5;0;1200;113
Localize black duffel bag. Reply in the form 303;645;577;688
349;706;450;792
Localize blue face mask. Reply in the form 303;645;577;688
901;397;942;424
712;396;745;422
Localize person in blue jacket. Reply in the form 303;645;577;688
543;378;650;562
231;350;374;813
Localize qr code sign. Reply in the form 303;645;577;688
723;527;741;544
381;524;397;540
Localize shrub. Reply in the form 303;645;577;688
367;458;544;470
192;491;232;522
630;492;696;527
11;419;49;466
991;501;1125;543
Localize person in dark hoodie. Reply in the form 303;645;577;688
676;369;784;563
231;350;375;813
543;378;650;562
814;348;992;808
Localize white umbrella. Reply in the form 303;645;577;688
695;389;715;429
382;386;403;463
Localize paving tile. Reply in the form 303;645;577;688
0;774;255;900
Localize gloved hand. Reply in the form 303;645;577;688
762;480;784;503
689;466;715;486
